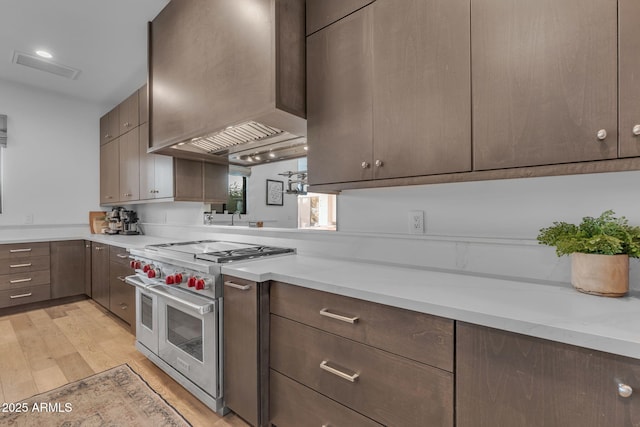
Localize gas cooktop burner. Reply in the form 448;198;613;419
146;240;294;263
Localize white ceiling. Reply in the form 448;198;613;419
0;0;170;111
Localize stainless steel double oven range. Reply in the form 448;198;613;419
125;240;294;414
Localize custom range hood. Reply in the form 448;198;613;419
147;0;306;166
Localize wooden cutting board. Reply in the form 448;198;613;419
89;211;107;234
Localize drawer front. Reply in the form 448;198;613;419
0;284;51;308
270;282;454;371
270;315;454;427
0;270;50;291
270;370;382;427
109;246;131;267
109;262;135;325
0;255;50;275
0;242;49;260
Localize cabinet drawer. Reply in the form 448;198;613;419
0;242;49;260
0;270;50;291
270;370;382;427
0;255;50;275
270;315;453;427
270;282;454;371
109;246;131;267
109;262;135;326
0;284;50;308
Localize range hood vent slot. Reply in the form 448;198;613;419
190;121;285;154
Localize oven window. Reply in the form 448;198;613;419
167;306;203;362
141;294;153;331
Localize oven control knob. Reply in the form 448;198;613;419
195;278;206;290
143;264;151;273
165;275;175;285
187;276;197;288
134;261;142;269
147;268;159;279
129;260;136;269
174;273;184;283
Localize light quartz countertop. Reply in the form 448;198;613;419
222;254;640;360
2;232;638;360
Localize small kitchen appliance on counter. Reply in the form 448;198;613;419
104;207;140;235
125;240;295;414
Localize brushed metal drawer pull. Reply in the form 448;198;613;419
10;292;32;299
224;281;251;291
9;248;32;253
10;263;32;268
320;360;359;382
10;278;32;284
120;303;128;310
319;308;359;324
116;254;128;259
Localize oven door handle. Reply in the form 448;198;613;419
147;286;214;315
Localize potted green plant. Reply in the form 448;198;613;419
537;210;640;297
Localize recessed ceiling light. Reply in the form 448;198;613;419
35;50;52;59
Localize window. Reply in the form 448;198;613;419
226;175;247;214
297;192;337;230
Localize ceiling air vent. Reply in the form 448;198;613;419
12;51;80;80
190;121;284;154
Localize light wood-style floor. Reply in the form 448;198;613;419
0;299;249;427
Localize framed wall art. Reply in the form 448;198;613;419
266;179;284;206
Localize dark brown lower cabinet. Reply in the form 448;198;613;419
456;322;640;427
223;276;269;427
109;246;135;334
84;240;92;296
270;370;382;427
91;243;109;309
50;240;86;299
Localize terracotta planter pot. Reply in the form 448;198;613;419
571;253;629;297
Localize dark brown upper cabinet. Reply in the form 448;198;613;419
618;0;640;158
119;91;139;136
148;0;306;157
99;107;119;145
307;0;470;186
472;0;618;170
306;0;374;35
371;0;471;180
138;84;148;125
307;7;374;185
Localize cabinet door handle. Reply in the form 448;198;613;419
117;276;126;282
618;383;633;398
319;360;359;382
120;303;128;310
224;281;251;291
116;254;128;259
633;125;640;136
10;278;32;284
10;292;32;299
597;129;607;140
9;248;32;253
95;247;103;251
361;161;370;169
10;263;31;268
319;308;359;324
375;159;383;167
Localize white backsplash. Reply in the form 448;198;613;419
135;169;640;291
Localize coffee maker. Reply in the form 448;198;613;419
120;210;139;235
104;207;139;235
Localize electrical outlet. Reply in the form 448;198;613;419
408;210;424;234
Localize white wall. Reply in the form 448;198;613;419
0;79;103;226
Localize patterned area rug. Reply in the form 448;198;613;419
0;364;190;426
